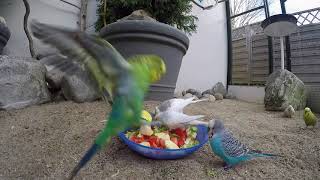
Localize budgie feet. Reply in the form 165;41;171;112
223;162;232;171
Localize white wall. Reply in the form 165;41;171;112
175;3;228;94
1;1;227;93
0;0;98;57
228;85;265;104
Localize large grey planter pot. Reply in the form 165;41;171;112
0;22;10;54
99;20;189;101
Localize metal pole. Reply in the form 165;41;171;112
280;0;292;71
225;0;232;89
264;0;274;74
280;36;285;70
280;0;287;13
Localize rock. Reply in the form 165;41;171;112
0;17;10;54
50;90;66;102
60;67;100;103
40;54;100;103
40;54;68;90
203;94;216;102
119;10;157;22
202;89;214;96
183;93;193;99
173;91;182;98
225;92;236;99
182;90;187;96
283;105;295;118
0;56;51;110
0;16;6;25
211;82;227;97
186;88;202;98
214;93;224;100
264;69;307;111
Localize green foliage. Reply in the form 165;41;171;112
95;0;198;35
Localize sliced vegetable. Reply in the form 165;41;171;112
153;126;168;134
155;132;170;141
165;140;179;149
125;125;199;149
139;142;150;147
170;137;178;145
140;124;153;136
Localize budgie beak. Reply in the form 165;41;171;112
208;119;215;138
153;107;160;120
154;114;159;121
208;126;215;139
149;112;156;119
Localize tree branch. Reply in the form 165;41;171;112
191;0;214;10
60;0;80;9
231;0;273;28
22;0;36;58
80;0;88;31
103;0;107;27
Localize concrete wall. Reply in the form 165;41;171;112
1;1;228;94
0;0;98;56
175;3;228;94
228;85;265;104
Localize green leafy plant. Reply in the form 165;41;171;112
95;0;198;35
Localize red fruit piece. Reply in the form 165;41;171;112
159;139;165;148
170;137;178;145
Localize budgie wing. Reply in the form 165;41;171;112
156;97;195;113
156;99;173;112
221;131;251;158
30;20;131;102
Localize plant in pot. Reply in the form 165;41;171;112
95;0;199;100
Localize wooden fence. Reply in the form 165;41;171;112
231;7;320;112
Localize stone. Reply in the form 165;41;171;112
186;88;202;98
183;93;193;99
211;82;227;97
40;54;68;90
203;94;216;102
214;93;224;100
182;90;187;96
202;89;214;96
173;91;182;98
60;66;100;103
119;10;157;22
0;16;6;25
0;17;10;55
264;69;307;111
0;56;51;110
283;105;295;118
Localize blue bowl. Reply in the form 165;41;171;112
118;125;209;159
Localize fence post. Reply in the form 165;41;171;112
226;0;233;89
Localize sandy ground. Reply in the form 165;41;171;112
0;99;319;180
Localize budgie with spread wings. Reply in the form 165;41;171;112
30;20;166;179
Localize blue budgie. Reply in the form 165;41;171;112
208;119;280;170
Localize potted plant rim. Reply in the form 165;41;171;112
95;0;198;100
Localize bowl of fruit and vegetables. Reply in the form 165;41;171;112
118;122;209;159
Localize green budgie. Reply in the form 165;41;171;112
304;107;317;127
30;20;166;179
